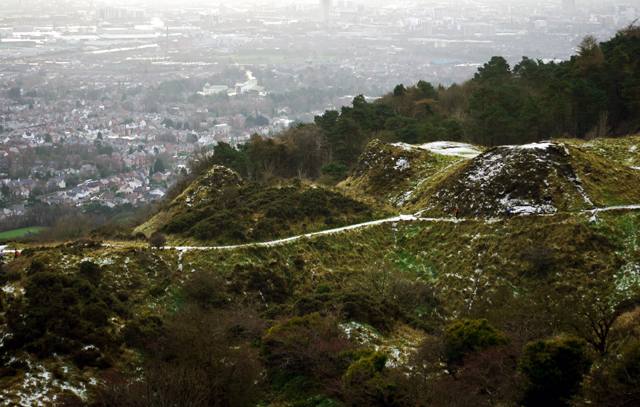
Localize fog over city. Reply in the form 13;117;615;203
0;0;637;216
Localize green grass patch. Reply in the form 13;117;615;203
0;227;46;239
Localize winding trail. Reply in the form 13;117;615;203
161;204;640;254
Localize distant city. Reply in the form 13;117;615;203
0;0;638;218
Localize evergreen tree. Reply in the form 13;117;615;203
154;158;165;174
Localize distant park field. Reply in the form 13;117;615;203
0;227;46;239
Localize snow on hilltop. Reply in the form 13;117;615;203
341;139;484;206
412;142;640;219
391;141;483;157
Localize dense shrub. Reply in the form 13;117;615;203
520;336;591;407
316;283;332;294
180;271;230;309
121;314;165;349
341;351;402;407
160;178;385;245
98;306;264;407
148;232;167;248
2;260;123;360
261;313;355;384
444;319;509;363
294;290;399;333
229;261;291;305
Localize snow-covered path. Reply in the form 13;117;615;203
589;204;640;213
162;214;448;252
161;204;640;253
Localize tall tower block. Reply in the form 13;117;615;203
320;0;332;22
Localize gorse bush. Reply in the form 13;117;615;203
160;178;385;244
148;232;166;248
444;319;510;363
520;337;591;407
2;260;124;362
261;313;355;383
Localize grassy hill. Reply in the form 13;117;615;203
560;133;640;167
339;140;483;207
408;141;640;218
136;165;394;246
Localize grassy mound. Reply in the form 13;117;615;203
138;165;393;246
339;139;482;206
409;142;640;219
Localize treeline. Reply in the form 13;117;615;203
382;26;640;146
173;26;640;189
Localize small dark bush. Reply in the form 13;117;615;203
122;314;165;349
316;283;332;294
148;232;167;248
78;261;101;285
72;347;111;369
181;271;230;309
261;313;356;383
444;319;510;364
0;366;17;378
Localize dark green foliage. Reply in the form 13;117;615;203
366;28;640;147
611;339;640;390
321;163;349;180
148;232;166;248
474;56;511;84
520;337;591;407
153;158;165;174
162;180;381;245
122;314;165;349
246;114;269;127
78;260;101;285
294;290;400;333
343;351;387;384
316;283;332;294
229;261;291;305
385;116;417;132
444;319;509;363
469;83;525;146
7;87;21;100
341;350;400;407
210;142;248;176
2;259;124;360
315;95;403;166
180;271;231;309
417;80;439;100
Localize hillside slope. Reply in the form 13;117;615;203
2;208;640;404
2;138;640;406
561;133;640;168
